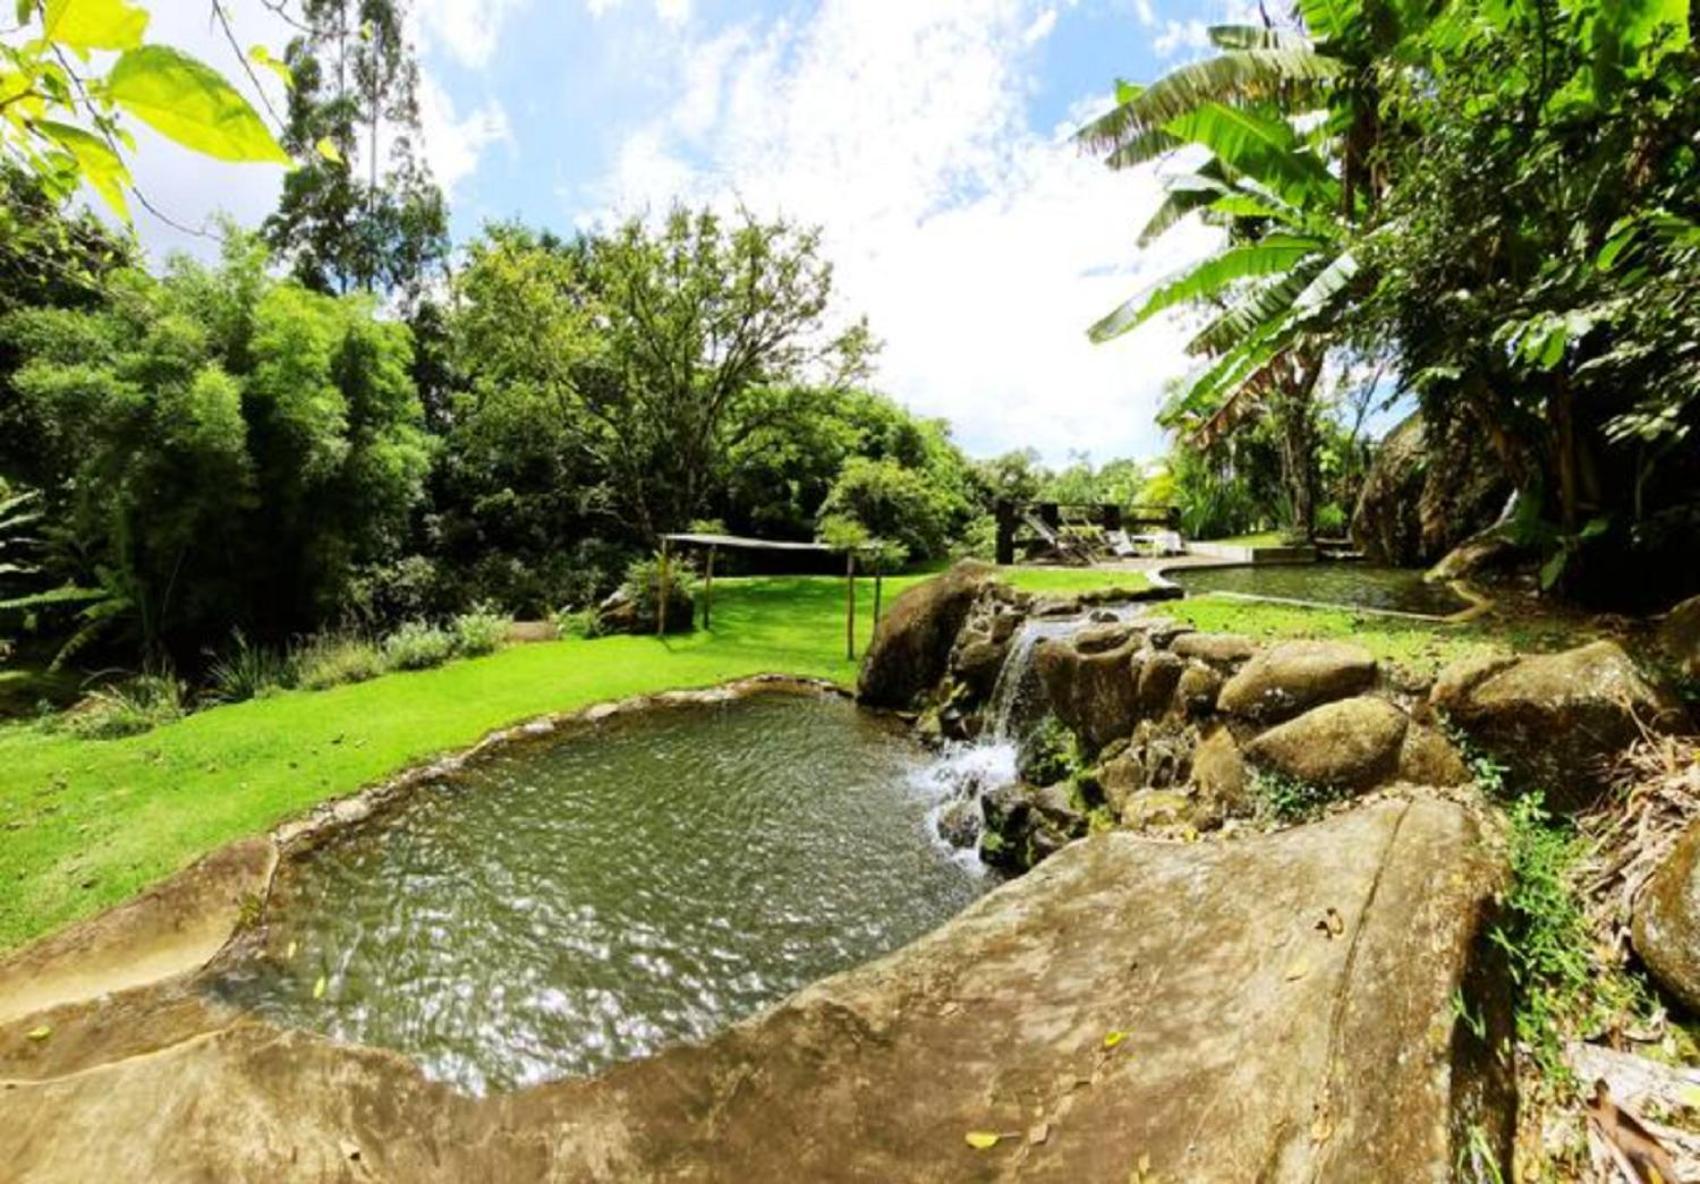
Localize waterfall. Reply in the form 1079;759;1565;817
909;602;1147;865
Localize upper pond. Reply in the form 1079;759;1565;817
1165;561;1471;617
212;691;984;1094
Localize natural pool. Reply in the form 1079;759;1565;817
212;690;984;1094
1165;561;1472;617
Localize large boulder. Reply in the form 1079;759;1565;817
1352;410;1511;566
0;800;1512;1182
858;559;995;709
1634;820;1700;1013
1432;640;1681;809
1189;724;1252;820
1218;640;1379;724
1659;594;1700;681
1034;633;1140;751
1244;696;1410;792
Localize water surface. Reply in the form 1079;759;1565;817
1167;562;1470;617
215;692;983;1094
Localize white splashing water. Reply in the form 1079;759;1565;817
908;602;1149;864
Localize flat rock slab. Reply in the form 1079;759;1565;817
0;799;1511;1182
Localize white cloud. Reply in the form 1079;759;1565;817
1133;0;1157;26
1154;19;1211;56
581;0;1216;464
416;0;528;69
417;76;511;193
584;0;693;25
1021;8;1058;45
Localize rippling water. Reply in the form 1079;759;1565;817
1168;562;1470;616
213;692;985;1094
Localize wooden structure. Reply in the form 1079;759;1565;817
993;500;1181;566
658;532;876;660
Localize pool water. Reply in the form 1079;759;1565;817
212;692;983;1094
1166;562;1471;617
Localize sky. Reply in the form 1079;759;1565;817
126;0;1261;466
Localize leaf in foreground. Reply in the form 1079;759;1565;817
312;973;327;1000
964;1131;1001;1150
107;45;291;164
26;1025;52;1041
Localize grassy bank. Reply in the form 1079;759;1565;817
0;566;1148;952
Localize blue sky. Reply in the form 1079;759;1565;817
139;0;1257;465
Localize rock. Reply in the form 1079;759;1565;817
1397;724;1473;787
933;797;980;849
1189;725;1251;820
594;582;695;635
1351;410;1512;566
0;801;1511;1182
1218;640;1379;723
1659;594;1700;681
1175;662;1223;718
1119;788;1195;831
1143;619;1195;650
858;560;995;709
1429;530;1525;583
1245;697;1410;792
1635;820;1700;1012
1135;649;1185;717
1433;640;1680;808
947;637;1006;700
1073;621;1135;654
980;781;1085;872
1034;634;1140;751
1171;631;1257;668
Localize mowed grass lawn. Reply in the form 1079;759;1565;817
0;566;1149;952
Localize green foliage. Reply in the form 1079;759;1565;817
380;620;456;672
817;456;954;560
1018;715;1084;786
60;672;183;739
1252;767;1341;823
293;631;385;691
0;231;432;659
205;630;294;704
264;0;447;303
2;0;286;231
450;604;510;657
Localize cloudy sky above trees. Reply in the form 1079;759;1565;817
134;0;1246;464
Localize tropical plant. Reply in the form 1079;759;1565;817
450;604;510;657
205;630;295;703
60;671;184;739
381;619;455;671
293;630;385;690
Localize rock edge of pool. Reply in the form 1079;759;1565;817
0;674;1510;1182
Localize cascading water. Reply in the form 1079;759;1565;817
910;602;1147;865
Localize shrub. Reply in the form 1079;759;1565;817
554;605;602;639
206;630;295;703
295;632;386;690
381;620;456;671
451;604;510;656
1253;768;1341;823
63;673;185;739
614;555;696;633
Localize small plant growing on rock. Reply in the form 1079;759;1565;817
1019;716;1083;786
1252;768;1340;823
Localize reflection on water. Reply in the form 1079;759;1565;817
212;692;983;1094
1168;562;1470;616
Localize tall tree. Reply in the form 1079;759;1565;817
265;0;448;306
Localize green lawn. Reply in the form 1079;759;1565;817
0;565;1149;953
1197;531;1289;548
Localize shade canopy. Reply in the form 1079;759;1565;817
659;532;832;553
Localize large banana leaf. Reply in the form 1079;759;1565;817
1165;101;1338;208
1082;48;1342;149
1089;234;1323;342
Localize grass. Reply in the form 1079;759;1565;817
1153;596;1524;678
0;566;1149;953
1198;531;1289;548
992;566;1151;596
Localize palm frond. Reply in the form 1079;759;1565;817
1164;101;1338;207
1138;175;1230;246
1090;234;1323;342
1209;24;1312;51
1081;49;1343;150
1185;258;1328;356
1289;248;1358;320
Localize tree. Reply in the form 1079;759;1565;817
817;456;953;560
0;232;431;659
264;0;448;306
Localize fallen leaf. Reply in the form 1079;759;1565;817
1103;1030;1128;1049
285;940;297;960
25;1025;51;1042
965;1131;1000;1150
1285;958;1310;981
1315;908;1345;939
1028;1121;1050;1145
1680;1084;1700;1111
313;974;327;1000
1585;1078;1680;1184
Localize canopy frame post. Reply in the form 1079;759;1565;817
704;545;716;630
845;550;856;661
657;536;670;637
